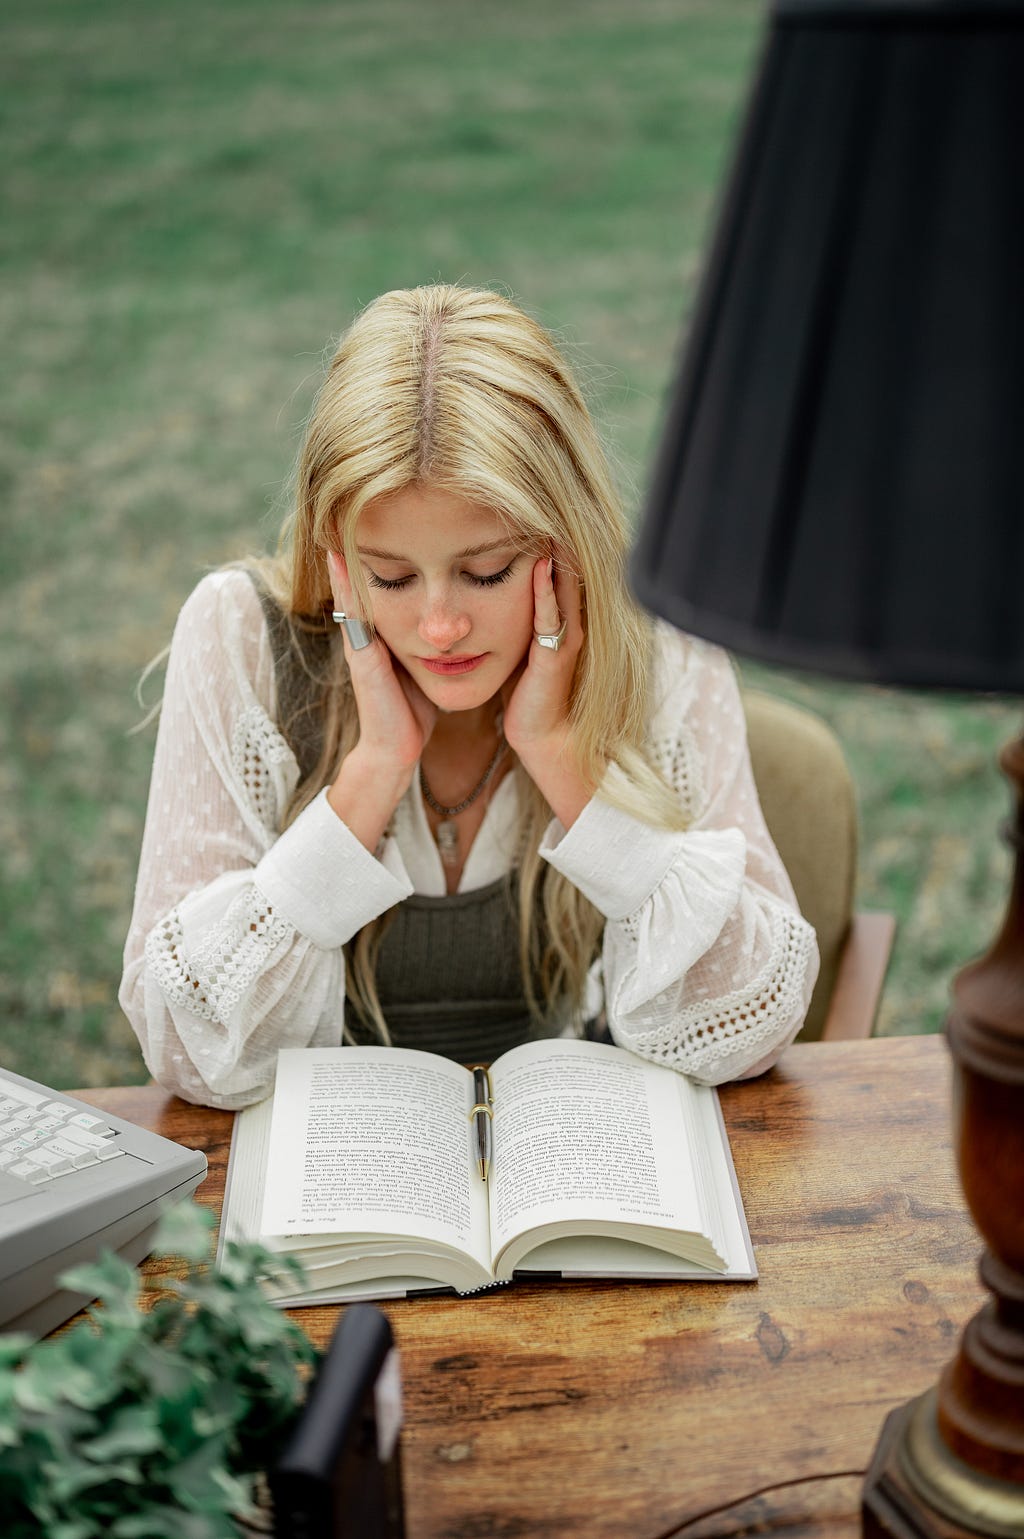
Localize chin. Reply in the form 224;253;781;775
425;682;497;713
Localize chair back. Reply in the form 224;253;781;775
742;690;857;1040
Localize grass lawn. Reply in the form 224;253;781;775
2;0;1017;1088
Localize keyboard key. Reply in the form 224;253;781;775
40;1102;73;1119
25;1147;72;1175
1;1081;47;1109
47;1137;99;1169
31;1116;64;1134
8;1161;50;1184
96;1145;125;1163
57;1125;109;1151
68;1113;108;1133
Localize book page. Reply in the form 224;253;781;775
488;1039;709;1260
259;1047;491;1271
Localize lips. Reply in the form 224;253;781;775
418;654;487;676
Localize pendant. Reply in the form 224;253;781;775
436;819;459;869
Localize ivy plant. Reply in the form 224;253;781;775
0;1202;318;1539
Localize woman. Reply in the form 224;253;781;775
120;284;818;1107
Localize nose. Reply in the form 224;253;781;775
418;592;472;653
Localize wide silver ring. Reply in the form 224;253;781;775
331;611;372;650
534;616;568;652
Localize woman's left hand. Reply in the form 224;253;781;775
503;554;593;826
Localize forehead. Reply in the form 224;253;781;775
356;486;514;560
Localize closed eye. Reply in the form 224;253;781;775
366;559;518;592
467;560;516;588
366;571;414;591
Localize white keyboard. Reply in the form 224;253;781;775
0;1077;127;1191
0;1066;208;1338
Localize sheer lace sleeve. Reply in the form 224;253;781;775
541;624;819;1084
118;570;411;1108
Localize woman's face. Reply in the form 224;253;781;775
352;485;538;713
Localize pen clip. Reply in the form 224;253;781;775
470;1064;493;1111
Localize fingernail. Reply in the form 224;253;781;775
547;557;554;583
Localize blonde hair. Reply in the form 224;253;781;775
259;284;686;1038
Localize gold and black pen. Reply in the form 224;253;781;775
469;1065;493;1182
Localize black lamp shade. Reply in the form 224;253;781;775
631;1;1024;691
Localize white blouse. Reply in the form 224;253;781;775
119;569;819;1107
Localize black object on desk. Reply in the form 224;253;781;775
270;1304;405;1539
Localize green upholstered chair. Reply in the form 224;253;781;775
742;690;895;1042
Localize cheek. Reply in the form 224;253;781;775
495;580;536;655
365;593;411;647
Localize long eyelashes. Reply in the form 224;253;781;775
366;560;517;592
470;561;516;588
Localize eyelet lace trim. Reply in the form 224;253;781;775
145;888;291;1025
621;905;816;1078
231;705;293;827
648;727;705;821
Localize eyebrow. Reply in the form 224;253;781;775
356;538;516;562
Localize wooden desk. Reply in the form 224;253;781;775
78;1036;983;1539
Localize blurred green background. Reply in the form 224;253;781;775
2;0;1017;1089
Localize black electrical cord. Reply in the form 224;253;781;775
649;1467;866;1539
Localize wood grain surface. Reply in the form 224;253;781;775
78;1036;983;1539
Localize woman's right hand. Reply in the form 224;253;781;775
325;550;437;847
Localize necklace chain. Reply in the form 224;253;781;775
420;734;506;818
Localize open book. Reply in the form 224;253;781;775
220;1039;756;1303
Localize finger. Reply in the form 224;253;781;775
395;661;438;738
500;657;528;713
326;551;374;654
326;549;353;611
550;548;583;643
531;556;564;643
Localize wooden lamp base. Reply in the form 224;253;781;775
864;1390;1024;1538
863;733;1024;1538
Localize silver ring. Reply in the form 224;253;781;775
331;611;372;650
534;616;567;652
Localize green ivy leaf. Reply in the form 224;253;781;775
81;1403;163;1462
61;1334;139;1411
12;1359;74;1416
110;1514;187;1539
167;1429;236;1511
112;1509;238;1539
0;1335;32;1369
41;1454;145;1502
40;1521;94;1539
210;1463;260;1520
150;1201;216;1263
59;1251;141;1323
130;1336;199;1403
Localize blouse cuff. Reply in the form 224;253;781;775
254;788;413;949
540;776;747;922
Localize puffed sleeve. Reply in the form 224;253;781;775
540;624;819;1084
118;569;412;1108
